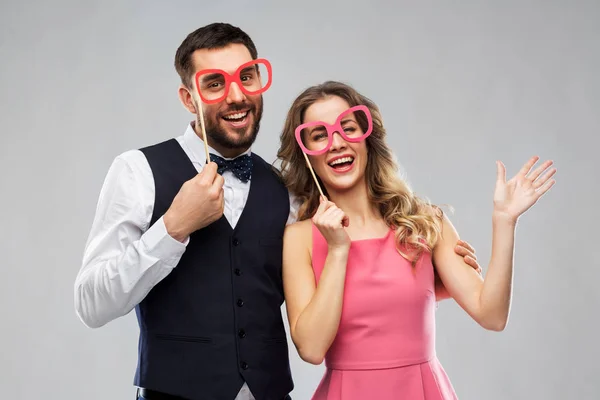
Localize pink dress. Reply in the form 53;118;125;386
310;224;458;400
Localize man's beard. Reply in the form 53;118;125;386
199;97;263;151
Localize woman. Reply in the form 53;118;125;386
276;81;555;399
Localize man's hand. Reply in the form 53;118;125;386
163;162;225;242
454;239;482;275
434;239;482;300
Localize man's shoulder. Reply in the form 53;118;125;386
138;137;181;154
251;153;286;185
111;148;146;169
110;137;182;173
250;152;275;169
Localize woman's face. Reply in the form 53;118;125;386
301;96;369;193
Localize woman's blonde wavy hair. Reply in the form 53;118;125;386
276;81;445;265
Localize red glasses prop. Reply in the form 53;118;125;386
192;58;273;162
294;105;373;197
194;58;272;104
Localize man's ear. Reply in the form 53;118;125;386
178;84;197;114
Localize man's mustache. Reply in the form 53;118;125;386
218;103;254;116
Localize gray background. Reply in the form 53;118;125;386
1;0;598;399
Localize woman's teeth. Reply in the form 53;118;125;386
329;157;354;167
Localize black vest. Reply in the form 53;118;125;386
134;139;294;400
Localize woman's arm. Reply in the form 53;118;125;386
433;156;556;330
282;200;351;365
434;239;482;301
433;213;516;330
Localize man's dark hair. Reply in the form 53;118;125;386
175;22;258;89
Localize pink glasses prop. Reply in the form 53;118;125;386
192;58;273;162
294;105;373;197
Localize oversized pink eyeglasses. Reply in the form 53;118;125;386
294;105;373;196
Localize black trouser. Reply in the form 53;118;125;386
136;388;292;400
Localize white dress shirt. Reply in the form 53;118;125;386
74;122;299;400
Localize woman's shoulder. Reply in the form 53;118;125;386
284;218;313;243
411;201;447;228
283;218;314;260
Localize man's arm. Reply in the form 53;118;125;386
74;151;187;328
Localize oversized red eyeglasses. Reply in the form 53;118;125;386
194;58;273;104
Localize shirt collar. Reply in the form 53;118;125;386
183;121;252;166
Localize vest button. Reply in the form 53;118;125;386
241;361;249;370
238;329;246;338
234;268;242;276
237;299;244;307
232;238;240;246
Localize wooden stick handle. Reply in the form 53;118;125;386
198;103;211;164
303;152;324;198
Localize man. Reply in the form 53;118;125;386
74;22;482;400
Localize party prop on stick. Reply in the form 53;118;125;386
196;99;211;164
294;105;374;198
303;151;325;198
193;58;273;164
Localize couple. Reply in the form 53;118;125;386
74;22;556;400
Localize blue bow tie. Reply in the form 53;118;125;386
209;153;253;183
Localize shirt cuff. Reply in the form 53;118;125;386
141;216;189;262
